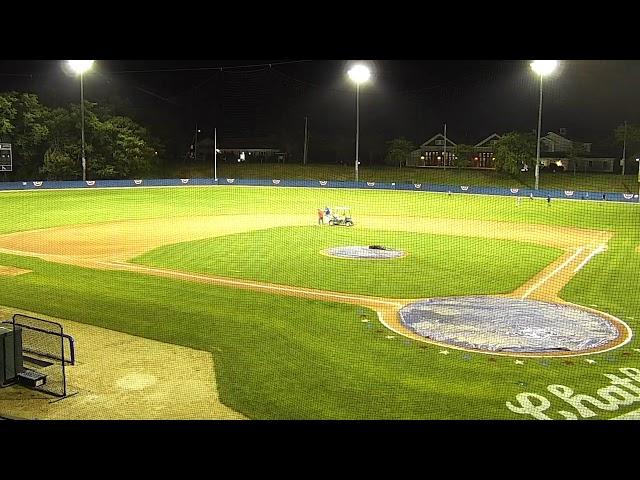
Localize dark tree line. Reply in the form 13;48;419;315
0;92;164;180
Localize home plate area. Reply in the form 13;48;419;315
399;296;623;354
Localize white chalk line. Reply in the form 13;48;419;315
96;261;403;308
521;247;584;299
573;244;607;273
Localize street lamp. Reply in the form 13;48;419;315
347;64;371;182
530;60;558;190
67;61;94;182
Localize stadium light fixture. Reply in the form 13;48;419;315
67;60;95;182
348;64;371;84
347;64;371;182
530;60;558;77
68;60;94;75
530;60;559;190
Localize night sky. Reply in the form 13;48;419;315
1;60;638;161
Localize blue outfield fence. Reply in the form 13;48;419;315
0;177;638;203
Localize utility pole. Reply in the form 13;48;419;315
214;127;217;181
443;123;447;170
622;121;627;176
303;116;309;166
194;123;201;163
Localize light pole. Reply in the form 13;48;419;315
67;60;94;182
530;60;558;191
637;157;640;203
214;127;218;181
347;64;371;182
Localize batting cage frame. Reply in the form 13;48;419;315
1;314;75;398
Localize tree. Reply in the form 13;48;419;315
40;147;80;180
0;92;52;177
566;141;588;176
384;137;415;167
452;144;473;168
493;132;536;175
92;115;157;178
1;91;163;180
0;93;17;139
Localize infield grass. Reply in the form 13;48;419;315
133;226;561;297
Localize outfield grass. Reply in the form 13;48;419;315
1;185;636;235
0;186;639;419
133;226;561;297
156;162;640;193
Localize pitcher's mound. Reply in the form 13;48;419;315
322;246;406;259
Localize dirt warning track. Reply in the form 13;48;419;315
0;214;624;419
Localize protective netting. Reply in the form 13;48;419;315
399;296;621;353
11;314;68;397
322;246;406;259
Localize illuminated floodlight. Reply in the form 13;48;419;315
530;60;558;76
348;64;371;84
67;60;94;75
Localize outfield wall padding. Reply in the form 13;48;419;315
0;178;638;203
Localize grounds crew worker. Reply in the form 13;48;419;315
317;208;324;225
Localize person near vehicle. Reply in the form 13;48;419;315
317;208;324;225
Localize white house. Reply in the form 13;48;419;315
409;133;500;169
539;131;614;173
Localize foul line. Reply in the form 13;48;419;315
96;261;404;308
573;245;607;273
521;247;584;299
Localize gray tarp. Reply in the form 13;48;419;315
323;246;405;259
399;296;619;353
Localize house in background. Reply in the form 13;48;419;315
408;129;616;173
538;130;615;173
409;133;457;167
409;133;500;169
472;133;501;169
197;137;287;163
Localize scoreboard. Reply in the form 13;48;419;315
0;143;11;172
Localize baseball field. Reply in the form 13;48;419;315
0;185;639;420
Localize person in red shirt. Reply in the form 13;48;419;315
317;208;324;225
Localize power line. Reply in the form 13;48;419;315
109;60;312;74
0;73;33;77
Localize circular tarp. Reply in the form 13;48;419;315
322;246;406;259
399;296;621;354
